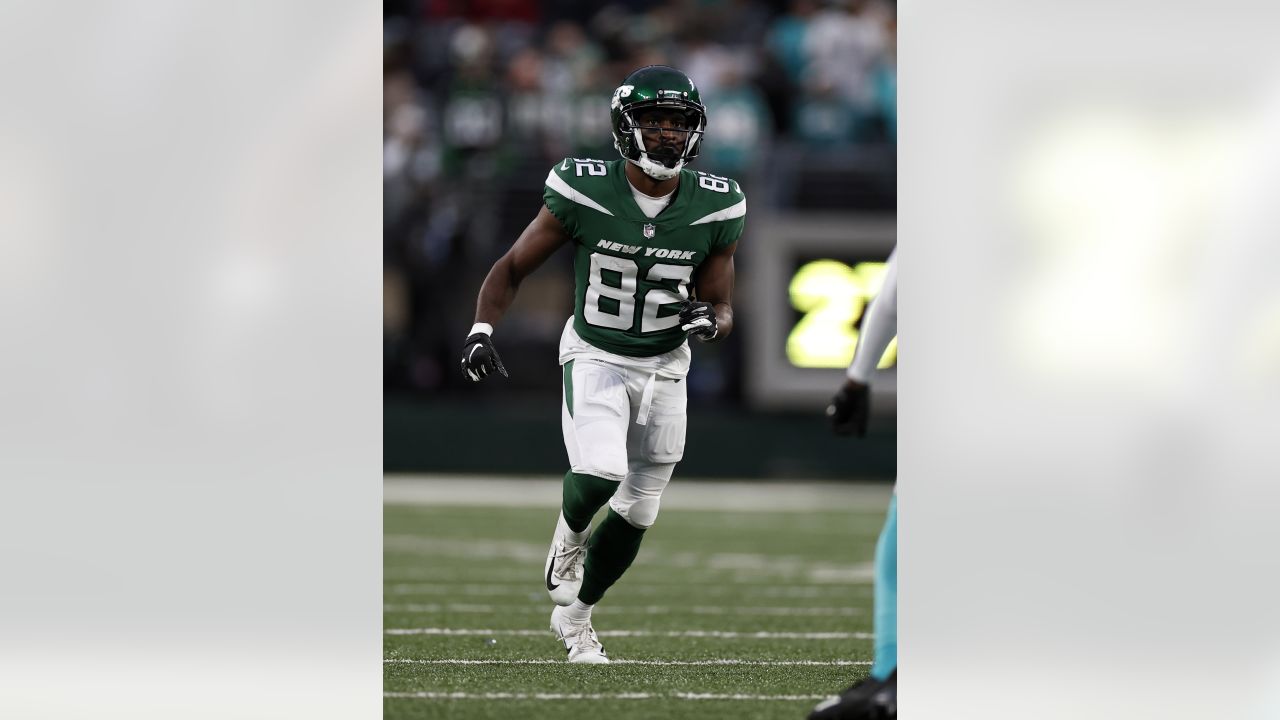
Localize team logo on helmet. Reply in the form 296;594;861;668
611;85;634;111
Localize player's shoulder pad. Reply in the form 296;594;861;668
545;157;617;217
686;169;747;226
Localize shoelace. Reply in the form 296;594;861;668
553;544;585;581
562;621;602;652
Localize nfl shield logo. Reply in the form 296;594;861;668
643;223;656;239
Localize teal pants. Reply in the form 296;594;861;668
870;494;897;680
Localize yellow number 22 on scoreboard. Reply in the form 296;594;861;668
786;260;898;369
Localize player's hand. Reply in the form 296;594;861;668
827;379;870;437
679;300;717;341
461;332;508;382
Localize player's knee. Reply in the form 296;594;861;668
610;495;661;529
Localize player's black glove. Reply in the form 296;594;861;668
678;300;717;341
460;332;508;382
827;379;870;437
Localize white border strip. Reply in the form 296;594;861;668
385;627;873;639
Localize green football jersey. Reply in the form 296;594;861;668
543;157;746;357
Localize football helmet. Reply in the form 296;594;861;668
610;65;706;181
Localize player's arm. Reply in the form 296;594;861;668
829;248;898;436
461;206;570;382
680;241;737;342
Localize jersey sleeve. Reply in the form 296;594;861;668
542;159;581;237
689;177;746;250
717;197;745;250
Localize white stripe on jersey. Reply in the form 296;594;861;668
545;170;614;216
689;197;746;225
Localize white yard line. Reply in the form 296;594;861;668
677;693;830;701
385;582;871;596
384;476;892;512
385;628;873;640
384;574;873;587
385;692;656;700
384;603;864;617
385;658;869;666
386;583;526;596
384;535;873;581
384;691;830;701
383;568;548;583
383;536;546;562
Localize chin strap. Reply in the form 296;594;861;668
631;154;682;181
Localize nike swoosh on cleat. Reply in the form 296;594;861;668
545;545;560;591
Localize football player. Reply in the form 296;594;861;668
814;247;898;719
461;65;745;664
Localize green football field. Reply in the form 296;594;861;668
384;477;892;720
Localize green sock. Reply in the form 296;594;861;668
578;509;646;605
561;472;616;533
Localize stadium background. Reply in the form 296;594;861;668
384;0;897;480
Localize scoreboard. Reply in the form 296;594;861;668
742;214;896;411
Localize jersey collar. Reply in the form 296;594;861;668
613;160;690;223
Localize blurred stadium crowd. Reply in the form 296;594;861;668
384;0;896;403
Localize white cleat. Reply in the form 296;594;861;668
550;606;609;664
544;516;587;606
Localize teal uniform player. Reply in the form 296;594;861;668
814;248;898;719
461;66;745;664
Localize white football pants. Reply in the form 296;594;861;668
560;358;687;529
